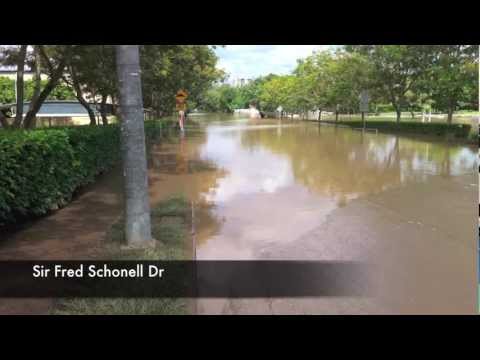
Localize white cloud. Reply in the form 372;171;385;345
215;45;335;80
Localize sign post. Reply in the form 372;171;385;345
175;89;188;112
175;90;188;132
276;106;283;119
359;90;369;130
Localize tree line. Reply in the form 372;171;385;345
0;45;223;129
201;45;478;124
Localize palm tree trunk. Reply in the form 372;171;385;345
115;45;152;246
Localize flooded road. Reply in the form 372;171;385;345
1;115;477;314
167;117;478;314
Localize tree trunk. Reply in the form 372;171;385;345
447;108;454;124
68;65;97;126
100;94;108;125
78;93;96;125
13;45;28;128
0;110;9;128
24;46;42;129
115;45;152;246
23;53;69;128
335;111;339;123
395;108;401;123
111;95;117;115
317;109;322;122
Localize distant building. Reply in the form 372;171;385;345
222;77;253;87
0;100;158;128
234;78;252;87
1;100;114;127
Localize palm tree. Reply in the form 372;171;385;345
115;45;152;246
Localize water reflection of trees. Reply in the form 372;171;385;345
147;137;228;246
239;125;473;200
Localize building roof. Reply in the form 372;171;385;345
27;101;95;116
3;100;113;117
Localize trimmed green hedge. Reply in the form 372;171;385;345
0;121;169;226
319;120;472;138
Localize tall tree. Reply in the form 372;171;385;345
140;45;222;115
294;51;333;117
323;50;374;118
346;45;434;123
23;45;73;128
426;45;478;123
65;45;117;125
115;45;152;246
63;63;97;125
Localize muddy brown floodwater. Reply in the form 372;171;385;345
0;115;478;314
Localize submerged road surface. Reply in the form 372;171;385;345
0;116;477;314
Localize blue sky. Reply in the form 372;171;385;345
214;45;336;80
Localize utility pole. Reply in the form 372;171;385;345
115;45;152;246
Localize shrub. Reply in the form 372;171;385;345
320;120;472;138
0;121;169;226
0;126;119;225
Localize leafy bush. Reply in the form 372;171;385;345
0;121;169;226
0;126;118;225
320;120;472;138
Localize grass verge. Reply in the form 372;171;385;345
52;195;192;315
315;119;473;141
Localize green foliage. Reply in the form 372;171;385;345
346;46;435;113
140;45;224;114
24;80;76;101
259;75;300;112
203;45;477;123
0;77;75;105
0;77;15;104
45;81;76;100
200;84;237;112
67;45;116;101
0;126;119;225
423;45;479;117
198;75;276;113
0;121;167;226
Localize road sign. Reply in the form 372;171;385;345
176;89;188;100
359;90;369;113
175;90;188;111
